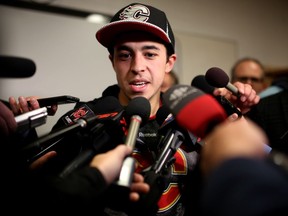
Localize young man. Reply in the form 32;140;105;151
93;3;259;215
9;2;260;216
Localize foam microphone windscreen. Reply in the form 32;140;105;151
191;75;215;94
205;67;229;88
125;97;151;125
0;56;36;78
156;104;171;126
89;96;123;117
162;84;227;138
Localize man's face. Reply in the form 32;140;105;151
110;32;176;108
233;60;266;94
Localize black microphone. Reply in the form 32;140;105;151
154;113;185;174
0;56;36;78
59;96;122;126
116;96;151;187
192;75;242;117
205;67;241;97
155;105;200;166
58;111;125;178
22;96;124;165
134;105;199;215
131;105;177;215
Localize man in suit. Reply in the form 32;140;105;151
247;76;288;154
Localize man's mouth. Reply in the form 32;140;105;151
130;81;148;87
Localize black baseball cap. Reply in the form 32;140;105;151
96;3;175;54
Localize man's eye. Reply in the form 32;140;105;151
145;53;156;58
118;53;130;58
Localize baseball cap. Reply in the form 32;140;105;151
96;3;175;53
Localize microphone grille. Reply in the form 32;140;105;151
156;104;171;126
126;97;151;124
191;75;215;94
205;67;229;88
0;56;36;78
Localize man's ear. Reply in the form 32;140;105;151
109;54;113;65
166;54;177;72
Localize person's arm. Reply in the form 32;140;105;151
40;145;149;213
200;117;268;176
89;144;150;201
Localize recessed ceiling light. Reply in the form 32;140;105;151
86;14;110;24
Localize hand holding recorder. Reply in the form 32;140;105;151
9;95;80;116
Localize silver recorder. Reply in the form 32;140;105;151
15;107;48;131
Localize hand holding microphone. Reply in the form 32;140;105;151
205;67;241;97
162;84;271;155
191;75;242;118
205;67;260;114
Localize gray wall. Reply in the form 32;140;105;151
54;0;288;67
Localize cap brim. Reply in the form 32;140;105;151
96;20;171;48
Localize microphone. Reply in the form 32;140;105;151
124;97;151;148
162;84;227;138
163;84;272;153
116;96;151;187
58;111;125;178
155;105;200;160
151;105;185;174
205;67;241;97
59;96;122;126
0;56;36;78
191;75;242;117
134;105;199;215
22;96;124;165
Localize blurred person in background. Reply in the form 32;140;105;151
231;57;267;95
160;70;179;92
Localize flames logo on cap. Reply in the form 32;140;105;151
120;4;150;22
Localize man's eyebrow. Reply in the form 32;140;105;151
116;45;130;52
142;45;160;51
115;44;160;52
